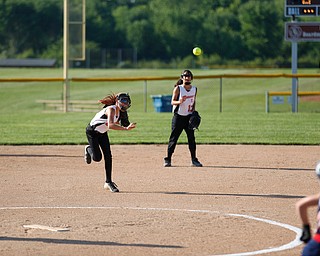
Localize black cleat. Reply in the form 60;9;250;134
84;145;92;164
104;182;119;192
164;157;171;167
191;158;203;167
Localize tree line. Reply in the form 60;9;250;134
1;0;320;68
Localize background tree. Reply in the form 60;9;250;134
238;0;282;60
0;0;319;68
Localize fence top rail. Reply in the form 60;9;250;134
0;78;64;82
2;73;320;83
36;99;99;104
71;73;288;81
267;91;320;96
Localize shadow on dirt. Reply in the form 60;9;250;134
0;236;183;248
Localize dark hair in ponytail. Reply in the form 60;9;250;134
99;93;117;108
174;78;183;87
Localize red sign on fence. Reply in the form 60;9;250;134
285;22;320;41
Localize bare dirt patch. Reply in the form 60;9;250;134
0;144;319;256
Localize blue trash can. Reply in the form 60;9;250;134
151;95;172;112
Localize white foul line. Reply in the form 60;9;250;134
0;206;302;255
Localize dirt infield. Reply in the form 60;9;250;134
1;144;320;256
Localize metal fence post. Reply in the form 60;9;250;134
219;77;222;113
144;80;147;112
265;91;269;113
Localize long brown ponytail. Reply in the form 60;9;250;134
174;78;183;87
99;93;117;107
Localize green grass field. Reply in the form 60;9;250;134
0;68;319;145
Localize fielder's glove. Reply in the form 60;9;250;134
300;224;311;243
189;111;201;130
120;110;130;127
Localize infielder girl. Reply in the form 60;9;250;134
164;69;202;167
296;162;320;255
84;92;136;192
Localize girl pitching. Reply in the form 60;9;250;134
84;92;136;192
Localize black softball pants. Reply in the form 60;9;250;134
167;113;196;160
86;125;113;183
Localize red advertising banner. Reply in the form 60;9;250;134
285;22;320;41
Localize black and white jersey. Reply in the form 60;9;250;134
89;105;119;133
173;85;196;116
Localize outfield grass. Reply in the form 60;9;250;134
0;68;319;145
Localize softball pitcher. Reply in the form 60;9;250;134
84;92;136;192
164;69;202;167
